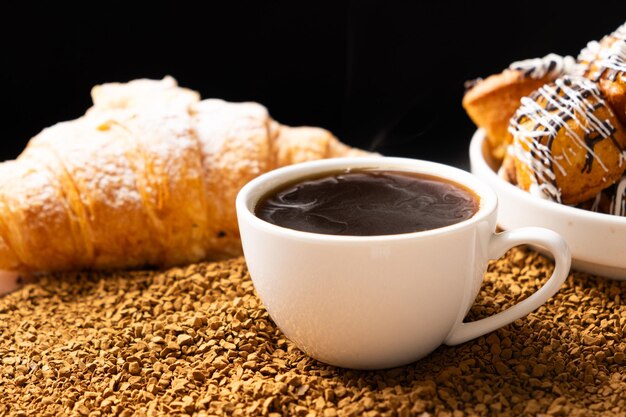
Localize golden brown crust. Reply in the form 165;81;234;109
190;99;276;261
273;125;371;167
0;78;370;272
510;77;626;205
599;76;626;126
463;70;551;162
578;31;626;125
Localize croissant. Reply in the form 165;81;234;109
0;77;369;273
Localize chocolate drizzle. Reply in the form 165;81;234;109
509;76;624;203
508;54;577;80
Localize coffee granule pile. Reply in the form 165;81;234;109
1;249;625;416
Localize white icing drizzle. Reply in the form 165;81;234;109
610;176;626;216
590;191;603;212
590;40;626;82
612;22;626;42
576;41;600;66
577;22;626;80
509;76;621;203
509;54;578;79
588;175;626;216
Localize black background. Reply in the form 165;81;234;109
2;3;624;168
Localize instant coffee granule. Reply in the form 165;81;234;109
1;249;625;417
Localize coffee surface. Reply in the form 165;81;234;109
255;169;479;236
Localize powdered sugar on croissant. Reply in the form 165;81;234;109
0;77;370;272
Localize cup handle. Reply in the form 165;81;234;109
444;227;570;346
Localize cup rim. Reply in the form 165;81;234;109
236;157;498;243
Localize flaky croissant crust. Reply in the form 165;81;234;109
0;77;369;272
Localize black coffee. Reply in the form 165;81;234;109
255;169;479;236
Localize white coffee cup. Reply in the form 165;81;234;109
236;157;571;370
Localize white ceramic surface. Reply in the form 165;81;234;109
469;129;626;280
236;157;570;369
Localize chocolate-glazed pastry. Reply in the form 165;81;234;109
462;20;626;217
577;22;626;125
509;76;626;205
463;54;576;163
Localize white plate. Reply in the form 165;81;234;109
469;129;626;280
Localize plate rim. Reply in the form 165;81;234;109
469;129;626;280
469;129;626;227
